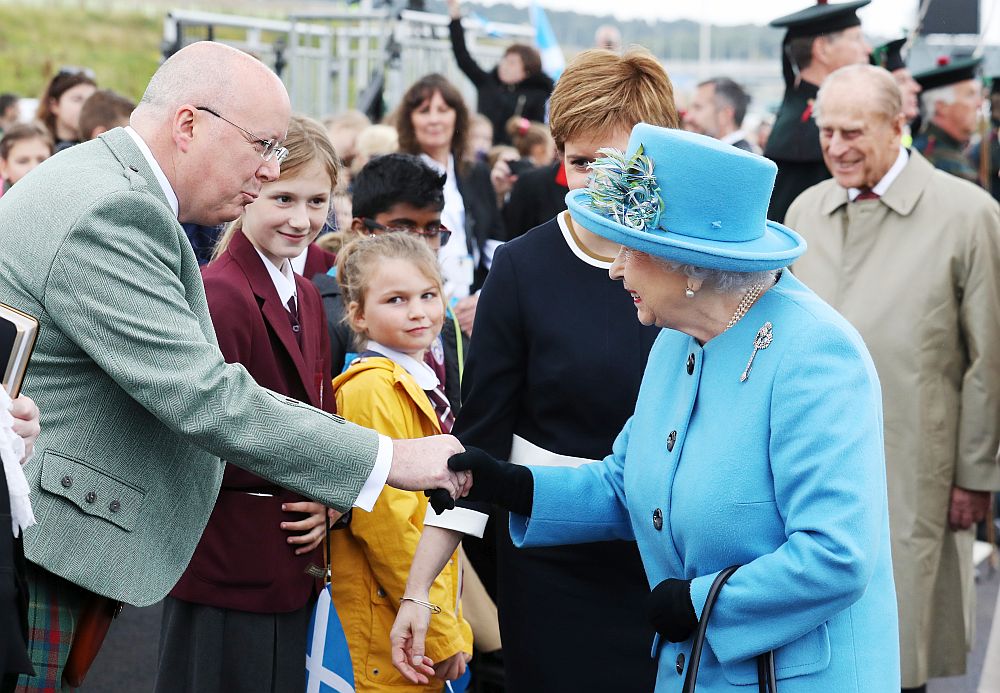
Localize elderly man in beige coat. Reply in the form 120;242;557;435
787;64;1000;693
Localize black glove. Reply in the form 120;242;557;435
447;447;534;516
648;578;698;643
426;489;455;515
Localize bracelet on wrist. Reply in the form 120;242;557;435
400;596;442;614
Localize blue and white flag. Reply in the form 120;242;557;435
469;11;504;38
305;584;355;693
530;1;565;81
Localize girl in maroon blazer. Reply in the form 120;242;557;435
154;115;341;693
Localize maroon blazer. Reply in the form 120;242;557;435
170;230;334;613
302;243;336;279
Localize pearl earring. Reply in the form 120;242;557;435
685;287;696;299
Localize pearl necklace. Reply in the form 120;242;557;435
725;283;766;330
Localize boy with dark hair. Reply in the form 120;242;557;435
78;89;136;141
348;152;446;240
312;153;465;410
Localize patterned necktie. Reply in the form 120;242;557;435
425;387;455;434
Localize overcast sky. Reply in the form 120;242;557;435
481;0;1000;43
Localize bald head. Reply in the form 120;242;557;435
136;41;288;120
130;41;292;226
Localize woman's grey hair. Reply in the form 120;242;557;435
658;259;778;294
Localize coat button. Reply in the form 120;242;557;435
686;353;695;375
676;652;685;674
61;475;73;488
666;430;677;452
652;508;663;531
109;500;121;513
85;491;97;504
377;587;387;597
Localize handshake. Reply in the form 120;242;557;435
385;436;534;516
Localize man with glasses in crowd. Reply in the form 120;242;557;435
0;41;469;690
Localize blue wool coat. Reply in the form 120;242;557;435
510;271;900;692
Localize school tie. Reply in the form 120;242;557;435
854;188;880;201
286;296;302;347
425;387;455;434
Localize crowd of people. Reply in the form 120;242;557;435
1;1;1000;693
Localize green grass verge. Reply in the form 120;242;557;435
0;4;162;101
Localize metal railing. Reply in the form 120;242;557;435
163;6;534;119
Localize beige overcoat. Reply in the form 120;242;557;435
786;150;1000;687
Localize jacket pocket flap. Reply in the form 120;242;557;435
40;451;146;532
719;622;831;685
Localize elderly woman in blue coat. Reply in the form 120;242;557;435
439;124;901;691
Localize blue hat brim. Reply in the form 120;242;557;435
566;189;807;273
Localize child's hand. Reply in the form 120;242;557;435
390;599;437;684
327;507;344;525
281;501;328;555
433;651;472;681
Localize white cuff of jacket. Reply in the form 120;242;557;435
423;506;489;538
354;434;392;511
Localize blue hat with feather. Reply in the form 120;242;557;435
565;123;807;273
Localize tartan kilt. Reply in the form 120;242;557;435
15;563;89;693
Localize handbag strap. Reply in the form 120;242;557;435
681;565;777;693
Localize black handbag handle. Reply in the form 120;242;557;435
681;565;777;693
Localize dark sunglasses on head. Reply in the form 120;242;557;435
56;66;96;81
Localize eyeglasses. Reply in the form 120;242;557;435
195;106;289;164
362;218;452;246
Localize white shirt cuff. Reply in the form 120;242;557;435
354;434;392;511
422;505;489;538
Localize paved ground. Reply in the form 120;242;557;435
78;570;1000;692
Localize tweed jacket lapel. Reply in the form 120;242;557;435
228;230;319;407
97;128;174;215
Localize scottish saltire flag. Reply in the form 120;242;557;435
530;2;565;81
446;666;472;692
305;584;355;693
469;11;504;38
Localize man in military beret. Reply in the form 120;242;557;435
764;0;871;222
913;56;983;185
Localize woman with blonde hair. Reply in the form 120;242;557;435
392;47;678;693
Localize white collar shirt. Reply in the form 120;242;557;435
124;126;179;218
847;146;909;202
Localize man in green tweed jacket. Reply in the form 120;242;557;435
0;42;469;690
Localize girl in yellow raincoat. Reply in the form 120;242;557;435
330;233;478;692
